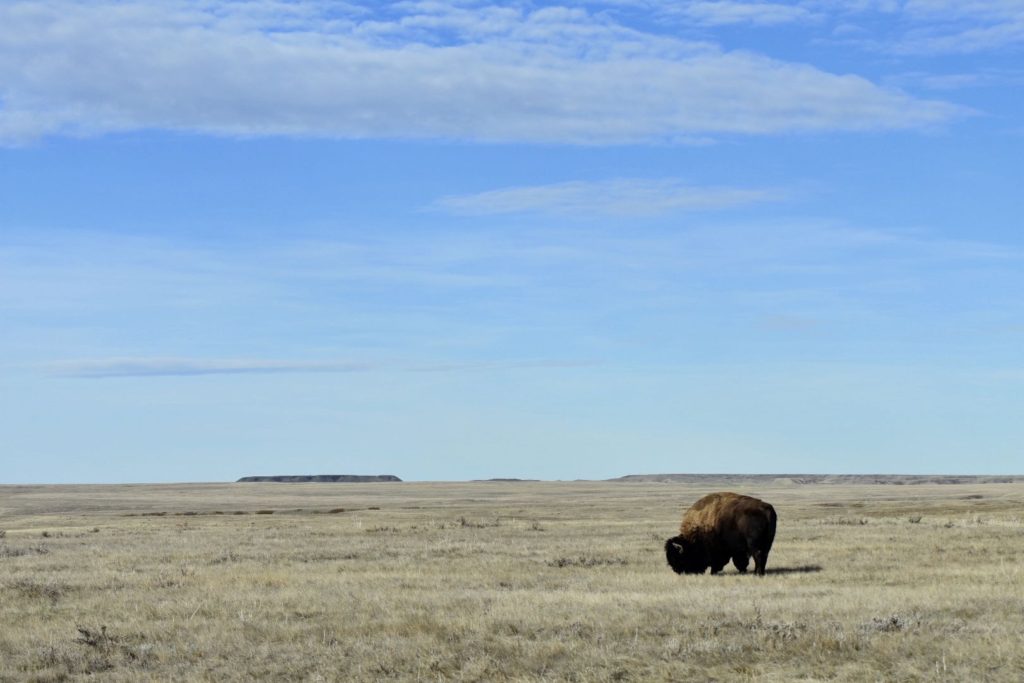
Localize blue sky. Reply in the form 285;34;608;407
2;1;1022;483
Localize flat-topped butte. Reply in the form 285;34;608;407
236;474;401;483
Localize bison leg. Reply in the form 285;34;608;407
752;550;768;576
732;554;750;573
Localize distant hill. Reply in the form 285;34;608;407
609;474;1024;485
236;474;402;483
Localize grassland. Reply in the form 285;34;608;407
1;479;1022;681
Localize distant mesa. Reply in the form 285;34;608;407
237;474;402;483
610;474;1024;485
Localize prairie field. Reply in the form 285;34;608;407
1;479;1022;682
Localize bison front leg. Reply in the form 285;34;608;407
732;554;750;573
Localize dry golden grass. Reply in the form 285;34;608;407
1;480;1023;681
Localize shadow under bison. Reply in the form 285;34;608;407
765;564;823;575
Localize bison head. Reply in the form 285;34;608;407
664;535;709;575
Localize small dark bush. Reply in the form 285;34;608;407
9;578;70;603
0;544;49;558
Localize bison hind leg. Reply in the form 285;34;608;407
732;554;750;573
752;550;769;576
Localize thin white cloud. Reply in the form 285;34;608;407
671;2;818;26
0;1;963;145
897;19;1024;54
7;222;1021;338
888;68;1024;90
45;357;592;378
47;358;378;378
433;179;786;216
6;223;1024;390
902;0;1024;20
815;0;1024;53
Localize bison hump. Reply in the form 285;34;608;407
679;491;773;535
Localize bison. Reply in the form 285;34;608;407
665;492;776;576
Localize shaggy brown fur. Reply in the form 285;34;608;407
665;492;776;576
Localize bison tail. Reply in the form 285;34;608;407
766;505;778;549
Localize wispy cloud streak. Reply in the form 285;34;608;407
433;179;786;216
667;2;818;26
809;0;1024;54
45;357;594;378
